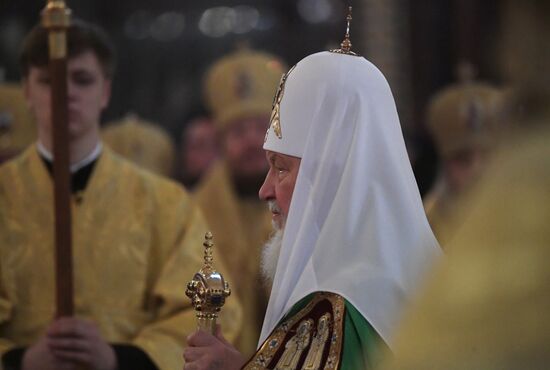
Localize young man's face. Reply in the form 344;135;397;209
259;150;301;229
24;50;111;142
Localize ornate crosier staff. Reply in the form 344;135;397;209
186;232;231;334
42;0;74;318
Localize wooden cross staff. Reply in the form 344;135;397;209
42;0;74;318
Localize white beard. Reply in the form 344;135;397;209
260;222;284;290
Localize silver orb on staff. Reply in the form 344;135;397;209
186;232;231;334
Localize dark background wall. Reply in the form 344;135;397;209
0;0;504;194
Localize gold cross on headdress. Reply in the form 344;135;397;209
330;6;359;56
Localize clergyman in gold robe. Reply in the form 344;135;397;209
423;73;504;247
0;20;241;370
382;2;550;367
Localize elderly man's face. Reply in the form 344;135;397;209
259;150;301;229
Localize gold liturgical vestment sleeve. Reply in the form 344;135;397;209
0;146;242;370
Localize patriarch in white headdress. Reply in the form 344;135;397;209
184;9;440;369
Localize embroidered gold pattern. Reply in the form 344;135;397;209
303;313;332;370
266;65;296;142
275;319;313;370
243;292;345;370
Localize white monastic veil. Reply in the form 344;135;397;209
261;52;441;347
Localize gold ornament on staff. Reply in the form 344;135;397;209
42;0;72;59
186;232;231;334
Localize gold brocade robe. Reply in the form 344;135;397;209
423;179;459;249
194;161;272;356
0;146;242;370
381;127;550;370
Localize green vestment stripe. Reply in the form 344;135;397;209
282;293;388;369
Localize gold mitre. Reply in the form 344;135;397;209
0;83;36;160
203;47;286;130
427;67;504;159
102;113;175;177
